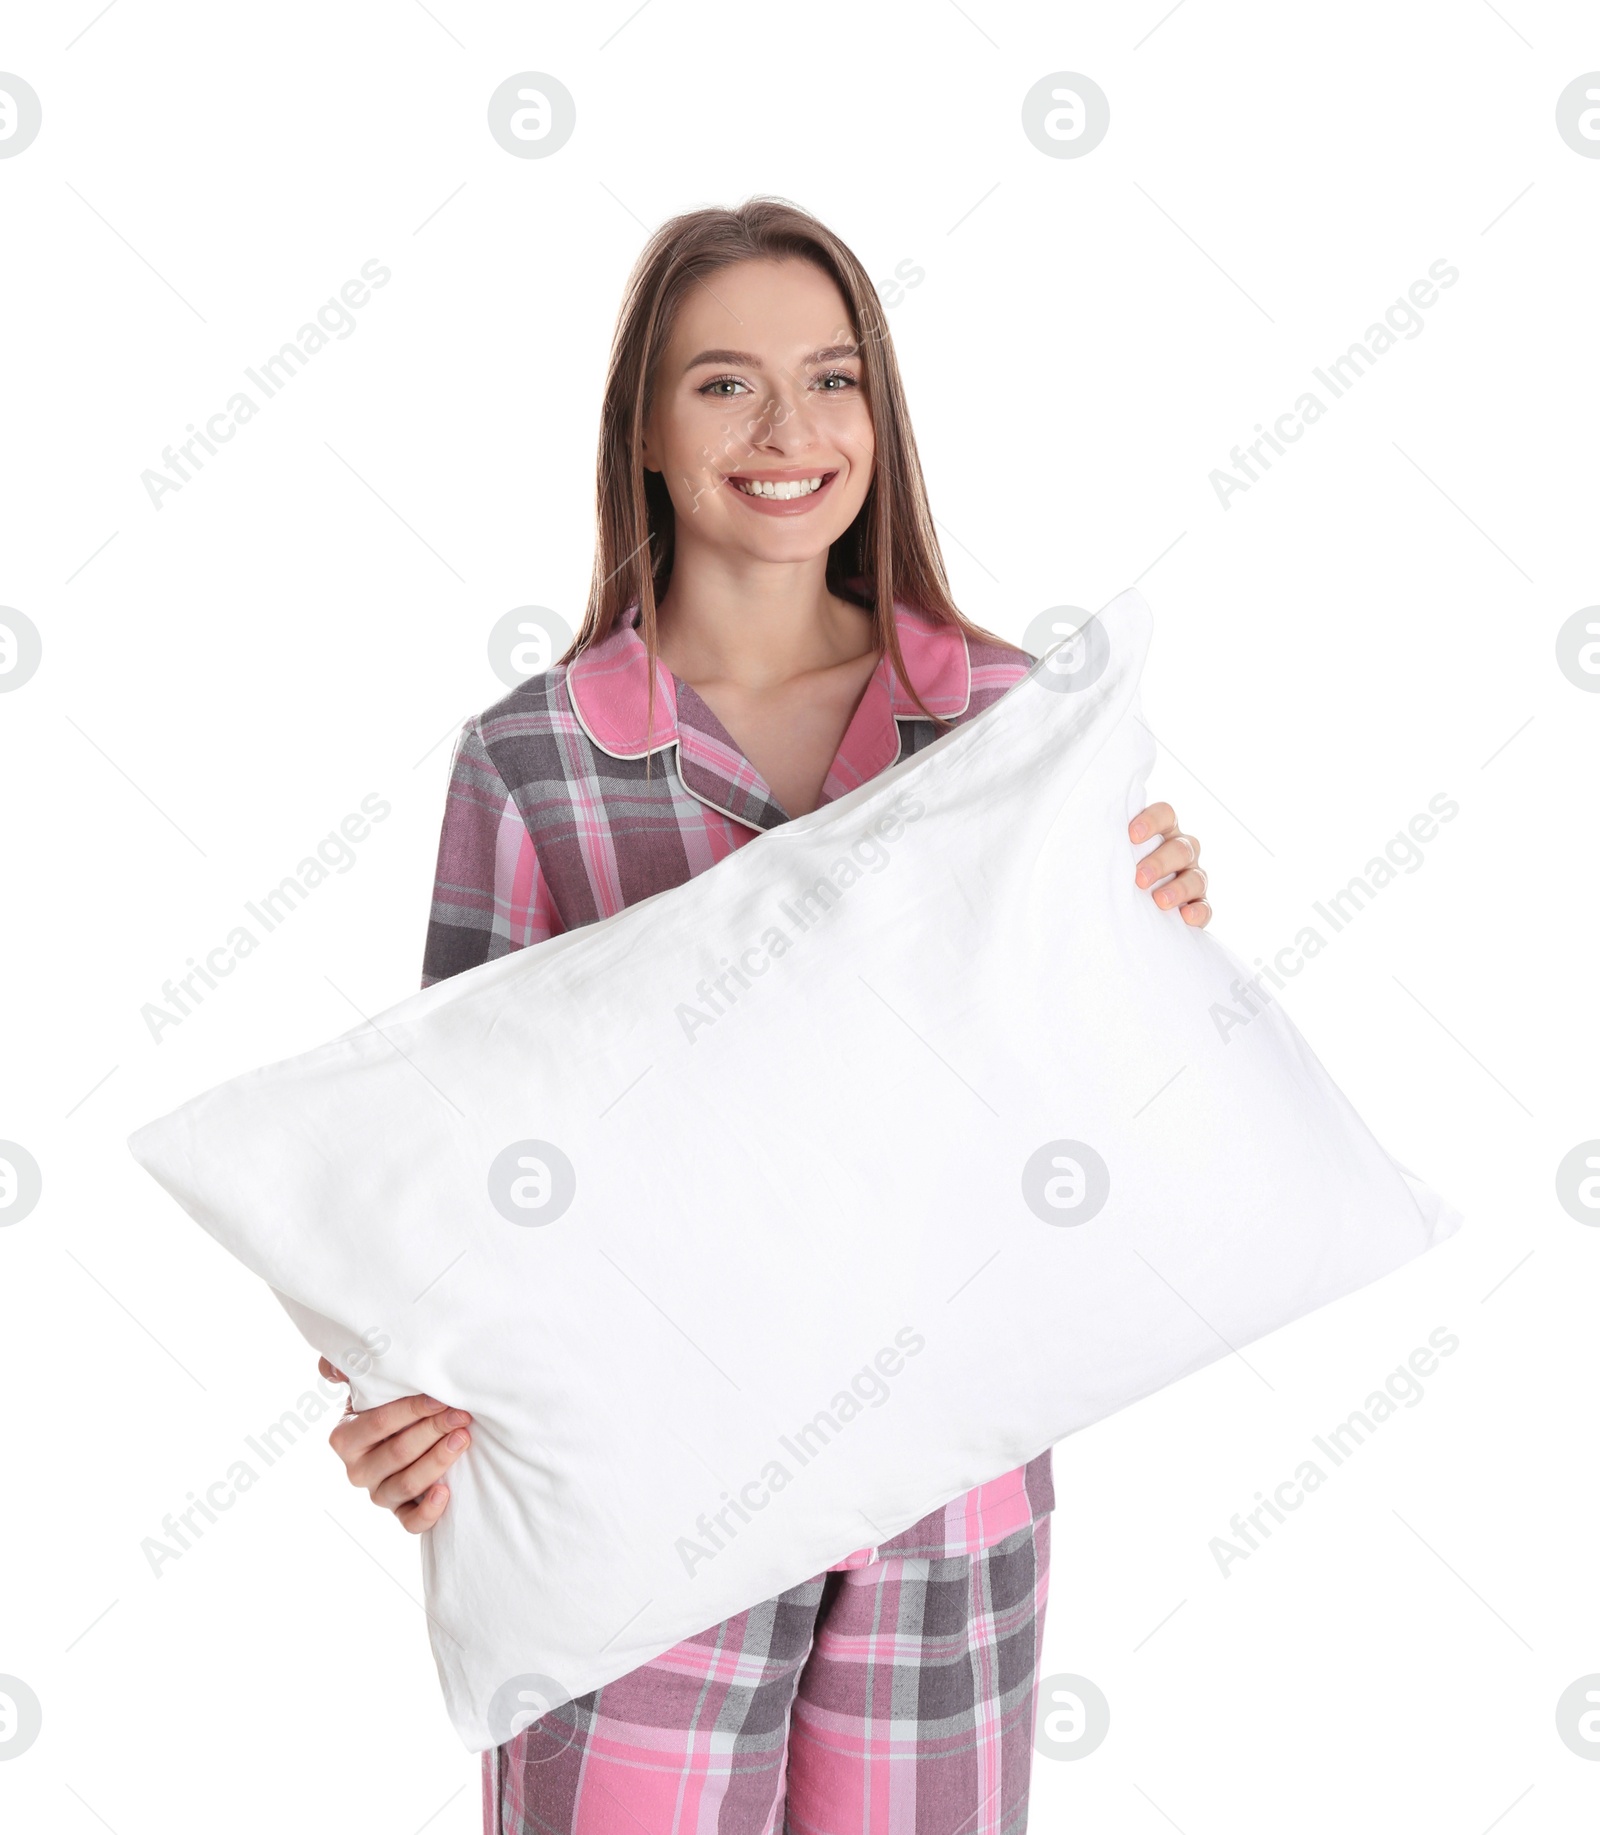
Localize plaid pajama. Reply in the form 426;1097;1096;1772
419;597;1056;1828
484;1518;1051;1835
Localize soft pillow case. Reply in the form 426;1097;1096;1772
128;587;1461;1752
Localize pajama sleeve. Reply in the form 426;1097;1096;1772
420;716;565;989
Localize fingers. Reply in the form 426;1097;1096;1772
330;1389;452;1461
1134;833;1199;888
341;1403;472;1494
1130;800;1211;923
317;1356;347;1385
1128;802;1176;844
1129;806;1203;866
1155;866;1209;913
333;1398;463;1491
396;1482;454;1535
322;1381;472;1530
368;1422;474;1513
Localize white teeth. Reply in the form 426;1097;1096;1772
735;475;827;499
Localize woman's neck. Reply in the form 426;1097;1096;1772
652;549;874;693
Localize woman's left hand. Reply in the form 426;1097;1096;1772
1129;802;1212;927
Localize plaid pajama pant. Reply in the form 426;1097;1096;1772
483;1518;1050;1835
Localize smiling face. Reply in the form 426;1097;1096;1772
639;257;876;571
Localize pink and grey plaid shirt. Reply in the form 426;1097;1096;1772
422;597;1055;1566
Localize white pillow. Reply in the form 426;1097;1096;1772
128;587;1461;1752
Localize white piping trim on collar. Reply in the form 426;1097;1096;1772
670;744;769;836
563;662;679;761
888;625;973;723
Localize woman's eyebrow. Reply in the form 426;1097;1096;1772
682;343;860;373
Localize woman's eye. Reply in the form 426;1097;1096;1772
698;369;857;398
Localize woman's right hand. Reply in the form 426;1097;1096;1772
319;1356;473;1533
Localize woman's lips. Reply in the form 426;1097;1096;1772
723;469;840;517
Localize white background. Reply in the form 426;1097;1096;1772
2;2;1597;1830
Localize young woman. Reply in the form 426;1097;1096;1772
321;198;1211;1835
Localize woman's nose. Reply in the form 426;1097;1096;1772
747;386;817;451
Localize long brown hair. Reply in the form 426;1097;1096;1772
564;196;1019;751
